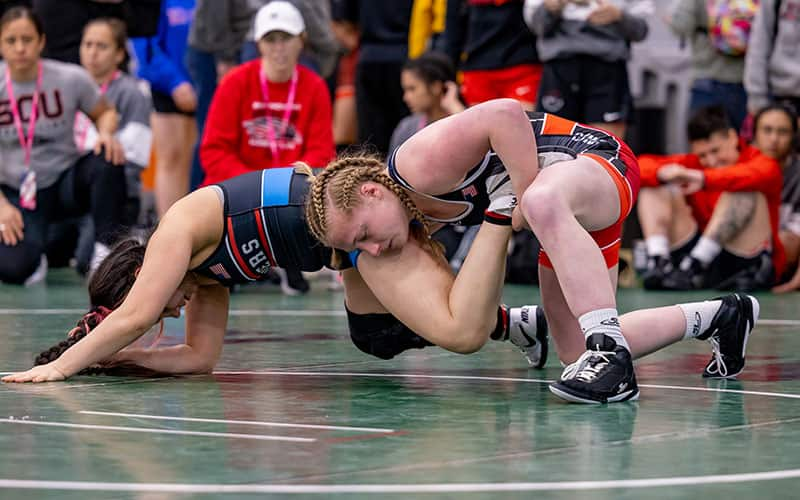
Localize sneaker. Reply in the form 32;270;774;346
661;256;707;290
549;333;639;404
275;267;310;296
508;305;549;369
23;255;48;286
641;255;672;290
699;293;759;379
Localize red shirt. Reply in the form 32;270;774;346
200;61;334;185
638;142;785;277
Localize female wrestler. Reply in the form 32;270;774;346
305;99;760;404
2;165;545;383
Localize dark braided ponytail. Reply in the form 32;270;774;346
33;238;146;373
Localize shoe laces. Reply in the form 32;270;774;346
561;349;613;382
705;336;728;377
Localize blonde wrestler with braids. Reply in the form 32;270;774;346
306;98;760;404
3;165;546;384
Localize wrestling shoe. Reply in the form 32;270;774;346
699;293;759;379
549;333;639;404
507;305;549;369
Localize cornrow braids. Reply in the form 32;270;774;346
306;155;445;263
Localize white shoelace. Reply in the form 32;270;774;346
560;350;614;382
704;337;728;377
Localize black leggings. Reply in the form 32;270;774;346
0;153;126;283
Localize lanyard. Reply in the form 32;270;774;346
76;70;119;150
258;68;298;159
5;62;42;167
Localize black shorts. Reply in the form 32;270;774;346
536;55;631;124
151;89;195;117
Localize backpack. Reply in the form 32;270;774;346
706;0;760;56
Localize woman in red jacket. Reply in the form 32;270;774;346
199;1;335;186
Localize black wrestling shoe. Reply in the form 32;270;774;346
549;334;639;404
508;305;549;369
641;256;672;290
661;256;708;291
699;293;760;379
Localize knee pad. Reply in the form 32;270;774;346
346;307;433;360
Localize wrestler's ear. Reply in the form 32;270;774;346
359;182;381;199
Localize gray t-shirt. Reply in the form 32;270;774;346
0;59;102;190
75;72;153;199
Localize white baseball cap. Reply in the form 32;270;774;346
254;1;305;41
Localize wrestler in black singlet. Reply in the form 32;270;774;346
192;167;331;287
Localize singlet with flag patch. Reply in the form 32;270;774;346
386;111;631;226
192;168;330;286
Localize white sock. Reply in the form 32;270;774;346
690;236;722;265
645;235;670;258
90;242;111;275
677;300;723;340
578;308;630;351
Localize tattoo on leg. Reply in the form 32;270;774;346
709;193;756;244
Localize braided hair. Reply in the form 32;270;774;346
305;154;444;267
33;238;146;374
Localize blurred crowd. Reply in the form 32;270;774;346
0;0;797;295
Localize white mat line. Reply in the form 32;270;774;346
80;410;394;433
214;371;800;400
0;418;314;442
3;468;800;493
0;308;345;317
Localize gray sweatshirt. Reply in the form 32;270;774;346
189;0;253;63
524;0;653;63
744;0;800;111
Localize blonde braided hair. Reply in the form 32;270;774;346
305;154;443;266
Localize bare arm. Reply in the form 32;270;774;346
396;99;540;208
112;284;230;374
346;222;511;353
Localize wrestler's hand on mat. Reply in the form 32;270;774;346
2;363;67;383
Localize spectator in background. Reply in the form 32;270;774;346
446;0;540;111
132;0;196;218
332;0;414;156
200;1;334;183
636;106;783;292
744;0;800;124
389;51;464;154
185;0;253;189
525;0;652;138
77;18;153;223
0;7;126;284
750;104;800;293
665;0;755;132
241;0;340;80
66;18;154;273
199;1;334;295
